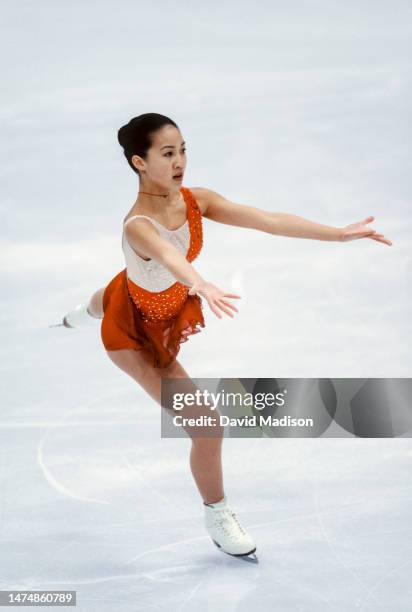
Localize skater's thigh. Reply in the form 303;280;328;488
106;348;189;405
106;349;224;440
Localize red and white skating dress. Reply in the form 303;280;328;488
100;187;205;368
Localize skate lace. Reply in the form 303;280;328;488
214;508;247;539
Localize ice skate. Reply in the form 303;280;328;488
204;497;258;562
49;303;96;329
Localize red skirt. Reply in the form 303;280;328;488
101;269;205;369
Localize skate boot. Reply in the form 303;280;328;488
204;496;257;558
62;303;96;328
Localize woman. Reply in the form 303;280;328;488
61;113;392;559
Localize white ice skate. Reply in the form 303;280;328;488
49;303;96;328
204;496;257;561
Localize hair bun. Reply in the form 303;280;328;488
117;123;132;149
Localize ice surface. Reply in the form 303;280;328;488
2;0;411;609
0;326;411;610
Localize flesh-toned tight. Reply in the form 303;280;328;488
88;287;225;505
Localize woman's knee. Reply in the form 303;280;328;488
191;429;224;449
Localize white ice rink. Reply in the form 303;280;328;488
1;0;411;609
0;324;411;610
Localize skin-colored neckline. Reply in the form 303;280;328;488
124;187;189;232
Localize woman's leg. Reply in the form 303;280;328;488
87;287;106;319
106;348;225;505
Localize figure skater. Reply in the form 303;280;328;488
59;113;392;559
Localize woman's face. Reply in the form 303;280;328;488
133;125;187;191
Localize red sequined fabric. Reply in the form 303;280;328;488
101;187;205;369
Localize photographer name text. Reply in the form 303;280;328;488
173;415;313;428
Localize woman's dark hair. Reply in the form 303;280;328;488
117;113;179;176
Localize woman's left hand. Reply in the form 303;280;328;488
340;216;392;246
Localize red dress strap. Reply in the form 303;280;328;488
180;186;203;262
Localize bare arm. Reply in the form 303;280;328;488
125;219;241;319
194;187;392;245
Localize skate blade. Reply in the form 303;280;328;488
212;540;259;563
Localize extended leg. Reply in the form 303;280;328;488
87;287;106;319
63;287;106;327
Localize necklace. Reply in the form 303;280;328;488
138;191;169;198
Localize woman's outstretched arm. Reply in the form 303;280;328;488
192;187;392;246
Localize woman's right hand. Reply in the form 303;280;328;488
188;281;241;319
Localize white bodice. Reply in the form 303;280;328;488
122;215;191;292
